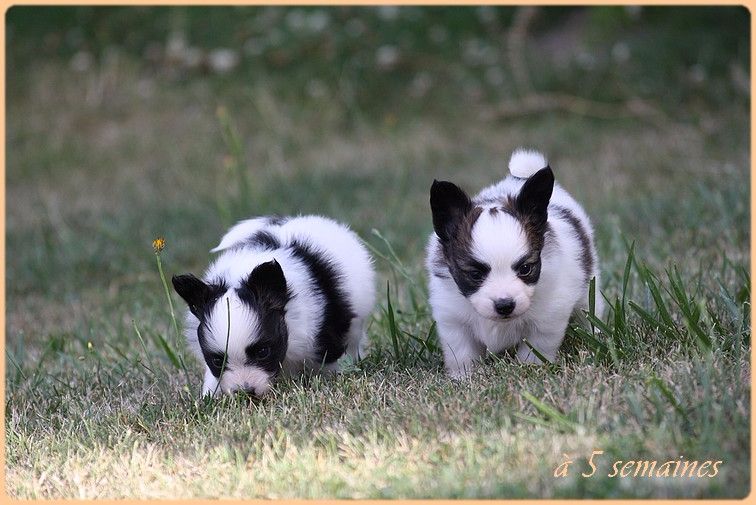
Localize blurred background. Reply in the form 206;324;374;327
7;5;749;283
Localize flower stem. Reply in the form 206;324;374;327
155;252;181;347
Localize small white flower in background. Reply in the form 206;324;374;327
306;10;330;33
410;72;433;98
689;64;707;84
376;45;400;70
306;79;327;98
286;9;307;31
165;31;188;61
70;50;93;72
377;6;400;21
208;49;240;74
611;42;631;63
729;62;749;96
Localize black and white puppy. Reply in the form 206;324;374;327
426;149;602;377
173;215;376;397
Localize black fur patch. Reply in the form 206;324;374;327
172;274;228;318
512;253;542;285
267;215;288;226
514;167;554;253
550;205;594;283
236;260;291;374
244;313;288;374
245;230;281;250
288;240;355;364
430;180;490;296
199;325;230;378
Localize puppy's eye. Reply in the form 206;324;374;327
468;269;485;282
255;346;271;360
518;263;534;277
464;263;488;282
211;355;226;369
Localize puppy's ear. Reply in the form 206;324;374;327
172;274;212;317
430;180;473;242
240;260;289;311
515;167;554;227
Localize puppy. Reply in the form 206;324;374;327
172;215;376;397
426;149;603;377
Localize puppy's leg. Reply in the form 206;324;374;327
201;366;220;397
438;321;485;379
345;317;368;361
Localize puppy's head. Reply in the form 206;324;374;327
430;167;554;320
172;260;290;397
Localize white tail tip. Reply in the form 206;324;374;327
509;148;548;178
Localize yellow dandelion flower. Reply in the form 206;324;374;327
153;237;166;253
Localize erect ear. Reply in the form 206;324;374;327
430;180;473;242
172;274;211;317
515;167;554;227
240;259;289;311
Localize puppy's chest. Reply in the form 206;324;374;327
471;317;529;352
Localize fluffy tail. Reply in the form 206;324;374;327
508;148;549;178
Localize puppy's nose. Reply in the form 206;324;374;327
494;298;515;317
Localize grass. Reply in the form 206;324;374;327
5;6;751;499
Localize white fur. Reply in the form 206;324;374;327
184;215;376;396
468;213;534;319
508;148;548;178
427;149;603;378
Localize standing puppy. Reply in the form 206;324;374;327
426;149;602;378
173;215;376;397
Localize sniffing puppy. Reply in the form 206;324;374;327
426;149;602;378
172;215;375;397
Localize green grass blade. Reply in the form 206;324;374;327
154;332;181;370
385;281;402;360
521;338;550;364
521;391;578;432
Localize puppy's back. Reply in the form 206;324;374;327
211;215;375;319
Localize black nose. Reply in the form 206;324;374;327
494;298;515;316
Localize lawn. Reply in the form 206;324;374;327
5;6;751;498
